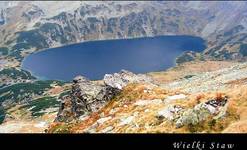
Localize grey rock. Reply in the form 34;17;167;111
157;105;184;121
103;69;153;90
96;116;112;125
73;75;89;83
101;126;114;133
119;116;135;126
175;109;199;128
56;76;120;122
175;98;228;128
56;70;152;122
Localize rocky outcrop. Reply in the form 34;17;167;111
175;96;228;128
56;70;152;122
48;62;247;133
154;95;229;129
104;70;153;89
56;76;120;122
157;105;184;121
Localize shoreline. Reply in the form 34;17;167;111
19;34;207;82
21;34;205;56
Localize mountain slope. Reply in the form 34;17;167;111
1;1;247;64
1;1;247;133
48;61;247;133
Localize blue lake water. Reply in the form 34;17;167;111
22;36;206;81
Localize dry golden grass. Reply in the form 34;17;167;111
47;59;247;133
47;86;64;96
117;83;168;101
226;77;247;85
6;105;32;120
220;85;247;133
226;86;247;119
0;112;57;133
48;82;247;133
223;121;247;133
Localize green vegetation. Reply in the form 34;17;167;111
12;43;32;50
223;25;244;37
0;68;36;80
184;75;195;79
16;29;49;50
0;80;64;104
8;51;23;61
58;90;70;99
21;96;60;117
176;52;196;64
48;122;74;133
240;44;247;56
0;47;8;55
0;107;5;124
33;22;41;28
39;23;69;44
208;119;217;128
9;30;48;60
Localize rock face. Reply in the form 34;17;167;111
175;96;228;128
56;76;120;122
56;70;152;122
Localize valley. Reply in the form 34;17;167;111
0;1;247;133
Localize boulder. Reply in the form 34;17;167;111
157;105;184;121
119;116;135;126
175;97;228;128
73;75;88;83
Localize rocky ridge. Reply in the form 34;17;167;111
56;70;153;122
48;62;247;133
